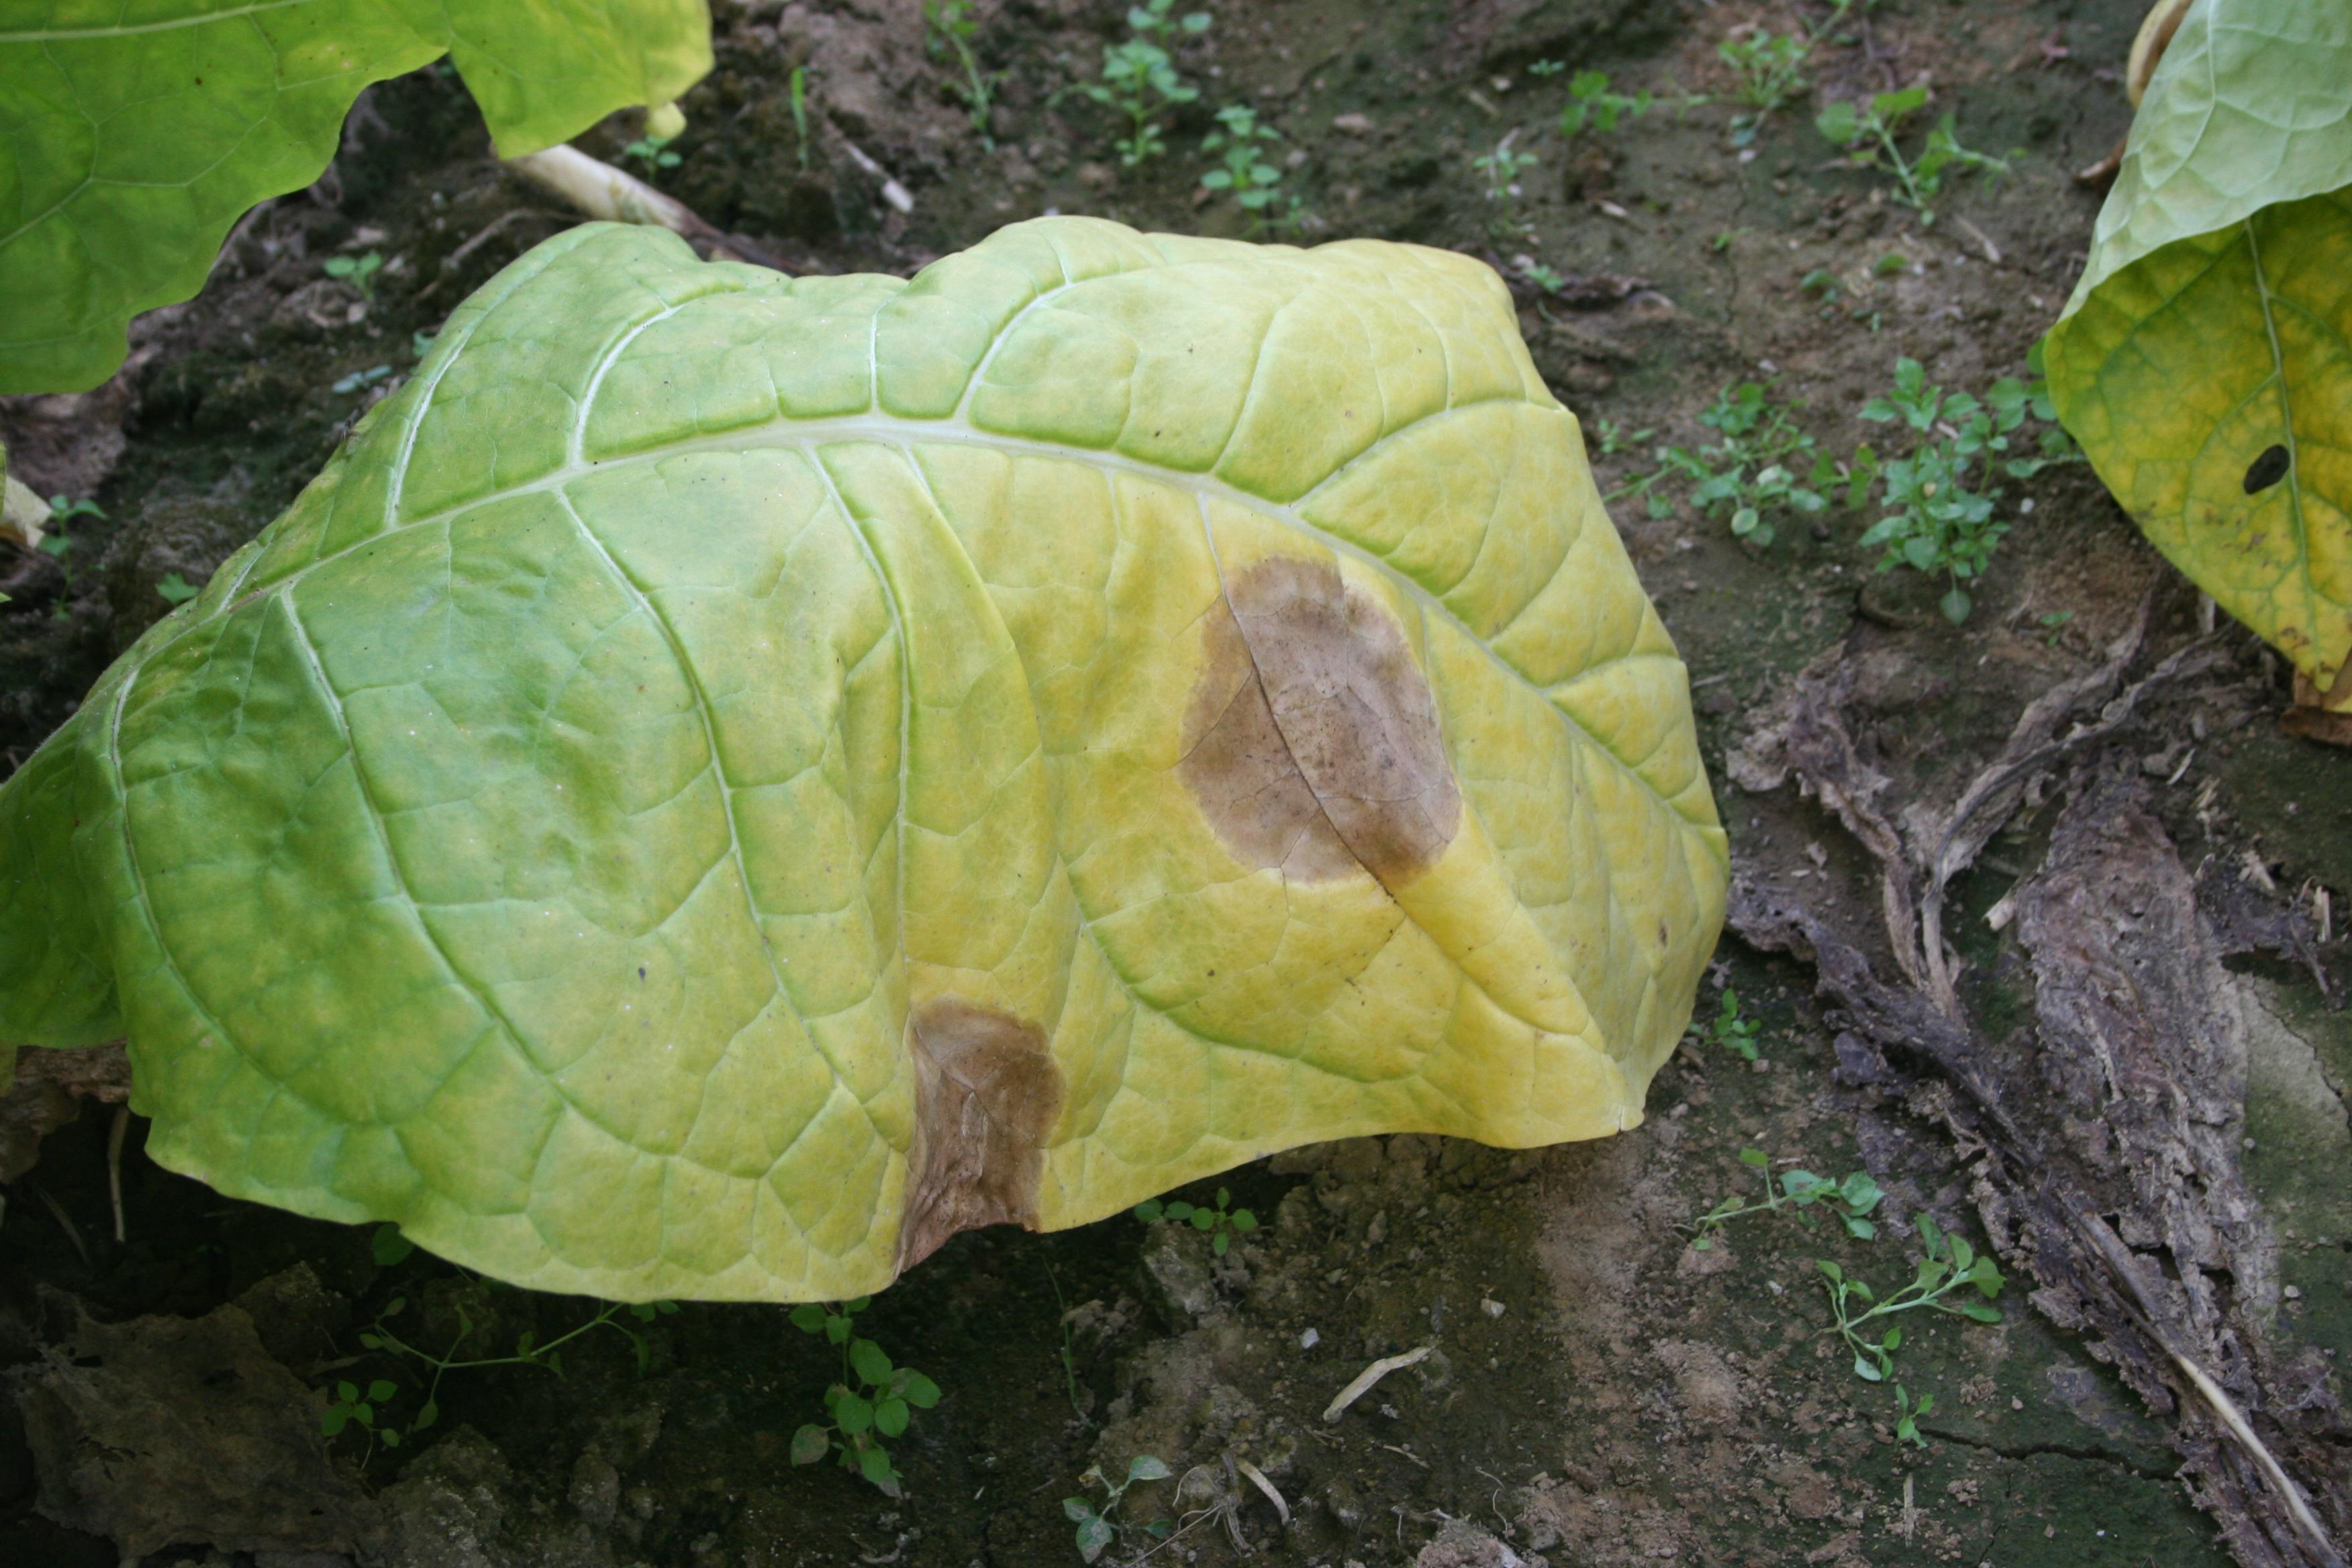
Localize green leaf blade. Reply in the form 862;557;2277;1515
0;0;713;393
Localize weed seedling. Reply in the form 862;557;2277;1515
1610;381;1824;545
1135;1187;1258;1257
1589;416;1651;456
622;132;681;172
1081;0;1210;166
1551;68;1653;150
1893;1383;1935;1447
788;1296;942;1497
156;572;199;605
331;1279;677;1469
35;496;102;618
1689;1148;1885;1248
324;250;383;301
1816;1212;2004;1383
1065;1455;1174;1562
1199;106;1298;234
926;0;1003;146
1847;353;2079;622
1687;986;1762;1060
789;66;812;168
1717;30;1809;146
1472;133;1540;235
1816;88;2004;224
1806;0;1885;44
321;1377;404;1467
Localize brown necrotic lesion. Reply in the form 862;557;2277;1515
897;999;1065;1267
1179;555;1461;886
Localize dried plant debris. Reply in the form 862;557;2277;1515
1729;638;2349;1568
9;1302;381;1559
0;1039;128;1185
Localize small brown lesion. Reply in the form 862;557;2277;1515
1179;554;1461;886
896;999;1063;1269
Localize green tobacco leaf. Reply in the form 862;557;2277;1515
0;0;712;395
2045;0;2352;704
0;217;1727;1304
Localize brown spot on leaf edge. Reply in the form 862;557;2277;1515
897;999;1063;1269
1179;555;1461;885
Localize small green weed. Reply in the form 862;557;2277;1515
621;132;681;172
1045;1262;1089;1423
1717;31;1809;146
1817;1211;2004;1382
156;572;200;605
1816;88;2004;224
926;0;1003;146
1687;986;1762;1060
1893;1383;1936;1447
330;1262;677;1471
1846;352;2079;622
1471;134;1539;235
1689;1148;1884;1249
323;250;383;300
322;1377;405;1466
1547;68;1653;150
1135;1186;1257;1257
1081;0;1210;166
1806;0;1885;43
1590;415;1651;456
789;66;812;168
1065;1455;1174;1562
788;1296;942;1497
35;497;103;618
1610;381;1824;546
1200;106;1299;235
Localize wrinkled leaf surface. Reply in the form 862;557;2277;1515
0;219;1726;1300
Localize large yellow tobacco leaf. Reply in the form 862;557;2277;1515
0;219;1726;1302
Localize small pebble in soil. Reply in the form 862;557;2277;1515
1301;1327;1320;1349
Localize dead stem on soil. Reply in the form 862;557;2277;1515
1728;613;2350;1568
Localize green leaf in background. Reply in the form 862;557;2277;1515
0;217;1726;1304
0;0;712;395
2045;0;2352;706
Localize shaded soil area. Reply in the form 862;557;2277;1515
3;2;2347;1567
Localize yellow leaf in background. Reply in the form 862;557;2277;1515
2045;0;2352;707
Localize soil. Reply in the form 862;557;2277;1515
3;2;2347;1567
